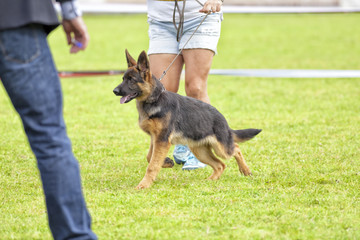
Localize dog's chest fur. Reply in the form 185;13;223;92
136;101;166;135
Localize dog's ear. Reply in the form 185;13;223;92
125;49;137;67
137;51;150;72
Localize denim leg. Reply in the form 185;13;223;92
0;25;97;240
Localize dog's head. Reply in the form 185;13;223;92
113;50;153;104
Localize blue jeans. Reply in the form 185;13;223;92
0;25;97;240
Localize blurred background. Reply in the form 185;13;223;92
76;0;359;7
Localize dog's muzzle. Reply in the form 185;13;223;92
113;87;121;96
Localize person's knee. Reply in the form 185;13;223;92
185;82;206;99
164;82;179;93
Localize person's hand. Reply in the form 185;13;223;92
62;17;89;54
199;0;223;13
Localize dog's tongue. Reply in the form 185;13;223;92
120;95;130;104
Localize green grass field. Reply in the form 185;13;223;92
1;13;359;239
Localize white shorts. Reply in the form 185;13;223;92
148;13;222;55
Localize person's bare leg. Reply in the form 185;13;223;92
182;49;214;104
149;54;184;93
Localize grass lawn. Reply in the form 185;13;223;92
0;13;359;239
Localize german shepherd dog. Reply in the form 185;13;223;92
113;50;261;189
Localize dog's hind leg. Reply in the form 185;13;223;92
233;143;251;176
136;140;171;189
190;146;226;180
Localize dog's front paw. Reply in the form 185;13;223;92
162;157;174;168
135;179;152;189
241;169;252;176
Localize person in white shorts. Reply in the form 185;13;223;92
147;0;223;170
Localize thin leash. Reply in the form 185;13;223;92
158;3;212;81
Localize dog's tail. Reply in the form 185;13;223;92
232;129;262;143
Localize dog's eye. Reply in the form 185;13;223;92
129;77;137;83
